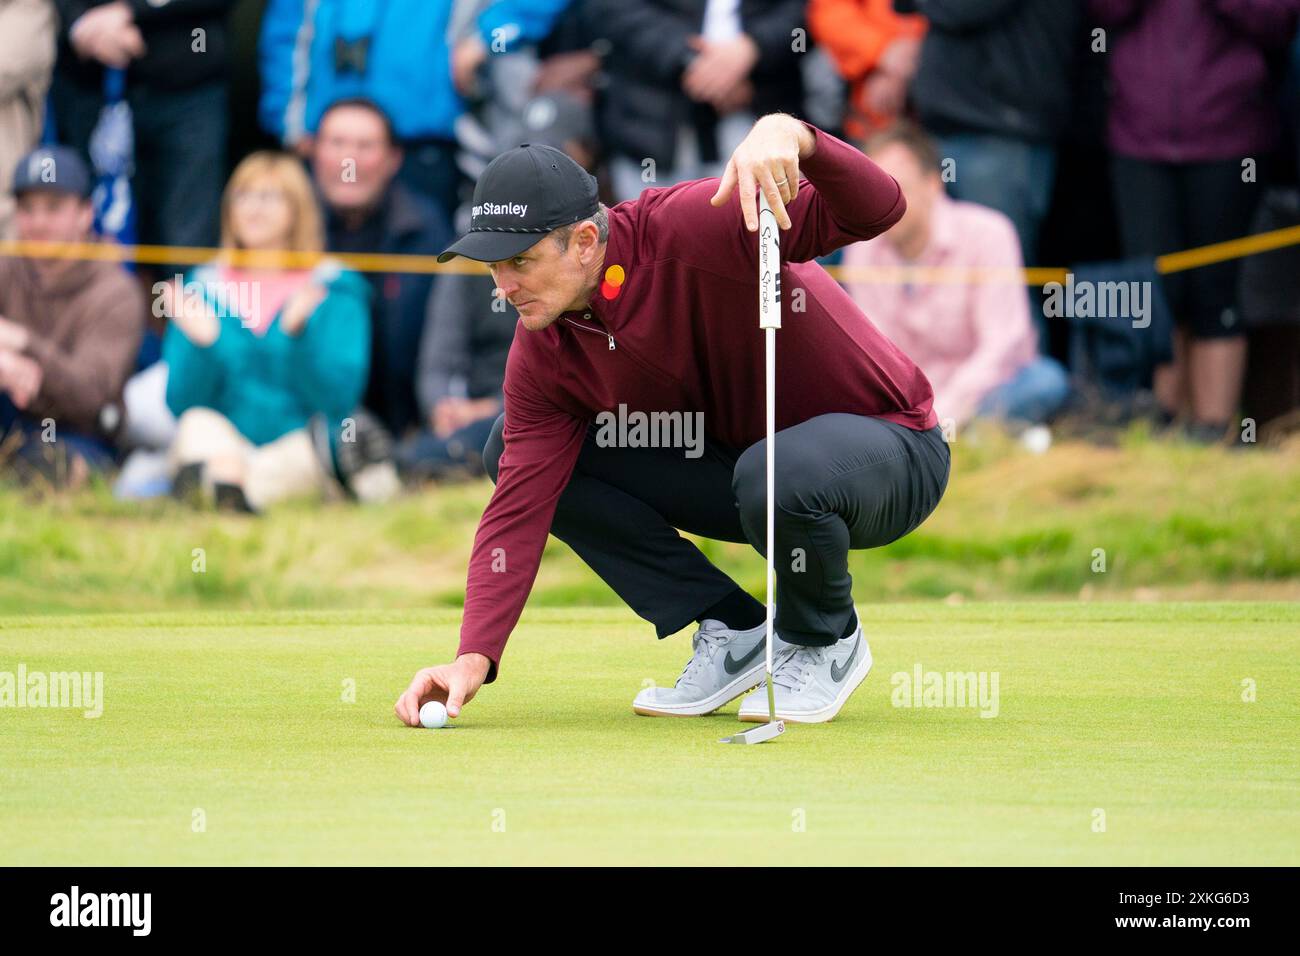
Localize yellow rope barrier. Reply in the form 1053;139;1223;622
2;220;1297;285
0;239;490;275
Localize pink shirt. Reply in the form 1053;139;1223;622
841;194;1038;424
217;267;310;336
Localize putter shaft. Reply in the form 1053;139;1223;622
722;192;784;745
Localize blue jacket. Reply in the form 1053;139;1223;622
259;0;569;144
477;0;570;52
164;262;372;446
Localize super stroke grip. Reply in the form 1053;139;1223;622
758;194;782;330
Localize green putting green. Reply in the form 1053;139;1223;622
2;602;1296;865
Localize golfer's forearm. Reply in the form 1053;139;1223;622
457;586;516;683
456;504;553;683
457;652;492;681
799;125;901;225
779;123;906;259
794;119;816;160
456;628;502;683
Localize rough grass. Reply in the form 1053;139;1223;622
3;426;1297;614
1;603;1295;865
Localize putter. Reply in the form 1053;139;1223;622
721;192;786;746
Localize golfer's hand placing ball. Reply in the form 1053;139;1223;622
394;653;491;726
710;113;817;232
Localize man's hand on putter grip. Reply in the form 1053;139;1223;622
395;653;491;725
710;113;817;232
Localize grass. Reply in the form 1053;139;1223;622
1;602;1296;865
3;427;1296;864
2;426;1298;615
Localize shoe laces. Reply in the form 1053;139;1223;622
771;645;825;692
676;626;730;688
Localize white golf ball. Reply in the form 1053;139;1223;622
419;700;449;729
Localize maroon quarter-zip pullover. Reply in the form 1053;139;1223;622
459;123;936;678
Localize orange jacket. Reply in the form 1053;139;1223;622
808;0;927;139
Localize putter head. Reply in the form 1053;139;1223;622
719;719;786;745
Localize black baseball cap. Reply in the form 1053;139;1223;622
12;146;93;200
437;144;599;263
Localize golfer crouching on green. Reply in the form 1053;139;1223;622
395;114;949;726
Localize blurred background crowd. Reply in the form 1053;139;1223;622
2;0;1299;512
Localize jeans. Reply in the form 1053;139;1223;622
936;133;1056;262
937;133;1056;345
0;394;115;477
483;412;950;647
975;356;1071;424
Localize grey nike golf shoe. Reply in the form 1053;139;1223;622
738;620;872;723
633;619;787;717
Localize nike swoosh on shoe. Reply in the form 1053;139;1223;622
723;638;767;675
829;637;859;683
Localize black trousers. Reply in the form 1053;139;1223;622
1111;155;1263;340
50;75;227;251
483;412;950;647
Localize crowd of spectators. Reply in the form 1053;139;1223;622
2;0;1299;509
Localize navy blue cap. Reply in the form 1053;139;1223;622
12;146;93;200
437;143;598;263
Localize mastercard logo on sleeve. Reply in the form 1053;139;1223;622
600;264;625;300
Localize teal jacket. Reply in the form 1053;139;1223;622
163;262;371;446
